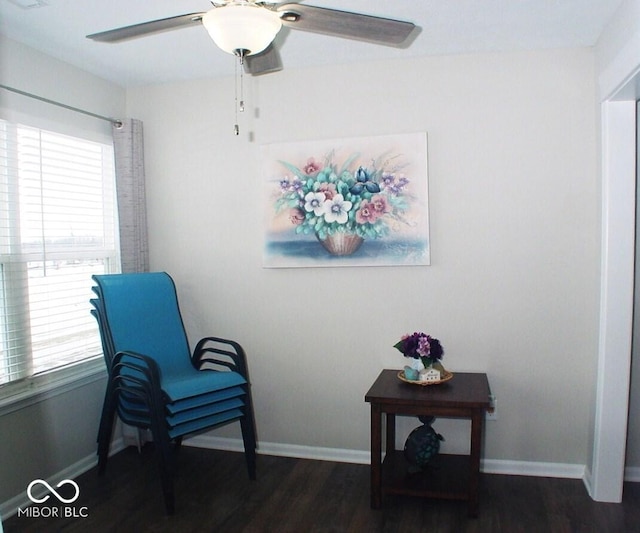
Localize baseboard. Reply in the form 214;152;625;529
185;435;588;480
480;458;585;479
583;464;594;496
0;437;126;521
185;434;372;465
625;466;640;482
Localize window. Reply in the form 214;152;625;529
0;119;120;389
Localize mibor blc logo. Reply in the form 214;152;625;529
18;479;88;519
27;479;80;504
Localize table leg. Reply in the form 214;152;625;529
385;412;396;454
370;404;382;509
468;409;484;517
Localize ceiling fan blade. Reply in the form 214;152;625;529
275;4;415;47
244;44;283;76
87;13;205;43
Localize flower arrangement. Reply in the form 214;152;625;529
274;150;414;241
394;332;444;369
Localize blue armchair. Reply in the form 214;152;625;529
91;272;256;514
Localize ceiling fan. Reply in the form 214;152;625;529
87;0;417;76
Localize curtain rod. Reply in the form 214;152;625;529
0;84;123;127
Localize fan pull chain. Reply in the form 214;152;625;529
234;55;239;135
233;49;246;136
239;55;245;113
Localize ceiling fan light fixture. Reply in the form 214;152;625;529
202;4;282;56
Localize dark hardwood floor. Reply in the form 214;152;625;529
4;445;640;532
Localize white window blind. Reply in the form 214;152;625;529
0;119;119;388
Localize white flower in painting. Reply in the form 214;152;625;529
304;191;326;216
323;194;352;224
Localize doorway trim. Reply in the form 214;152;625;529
591;14;640;497
591;96;637;502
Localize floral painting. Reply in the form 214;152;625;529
263;133;430;268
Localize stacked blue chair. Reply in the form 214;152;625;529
90;272;256;514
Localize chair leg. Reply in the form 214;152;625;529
152;428;176;515
240;409;257;480
96;384;117;476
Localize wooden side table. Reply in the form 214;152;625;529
365;369;491;517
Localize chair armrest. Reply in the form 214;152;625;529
192;337;249;379
111;351;167;416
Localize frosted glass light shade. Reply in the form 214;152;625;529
202;4;282;56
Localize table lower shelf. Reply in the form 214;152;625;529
382;451;471;501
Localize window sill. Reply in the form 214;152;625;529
0;358;107;417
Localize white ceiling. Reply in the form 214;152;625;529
0;0;624;88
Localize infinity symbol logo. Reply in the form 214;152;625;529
27;479;80;504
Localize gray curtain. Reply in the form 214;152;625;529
111;118;150;448
112;118;149;273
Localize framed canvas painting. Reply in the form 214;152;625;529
263;132;430;268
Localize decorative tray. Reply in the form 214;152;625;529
397;369;454;386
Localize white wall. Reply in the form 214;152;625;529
127;47;600;466
0;37;122;140
0;36;126;509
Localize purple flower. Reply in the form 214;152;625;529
279;177;292;191
280;176;305;196
291;178;304;196
394;332;444;364
382;173;410;196
380;172;396;188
